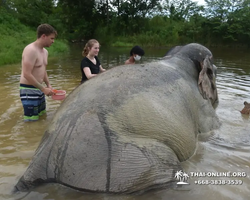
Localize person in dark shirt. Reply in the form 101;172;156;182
125;45;145;65
80;39;106;83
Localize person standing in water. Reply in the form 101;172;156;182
125;45;145;65
19;23;57;122
80;39;106;84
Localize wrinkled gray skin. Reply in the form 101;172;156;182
15;43;220;194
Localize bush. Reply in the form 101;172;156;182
0;8;69;66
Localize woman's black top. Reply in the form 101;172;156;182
80;56;101;83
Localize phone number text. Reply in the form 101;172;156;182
194;179;243;185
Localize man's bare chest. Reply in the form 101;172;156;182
34;52;47;68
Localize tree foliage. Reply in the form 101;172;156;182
161;0;203;21
5;0;54;26
204;0;250;45
2;0;250;46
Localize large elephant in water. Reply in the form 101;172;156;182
15;43;220;194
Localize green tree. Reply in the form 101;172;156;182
161;0;203;21
226;0;250;45
110;0;161;35
204;0;242;20
57;0;97;39
204;0;250;45
6;0;55;27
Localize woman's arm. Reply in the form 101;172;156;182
83;67;97;79
99;65;106;72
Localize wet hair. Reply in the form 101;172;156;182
37;24;57;38
82;39;100;57
130;45;145;56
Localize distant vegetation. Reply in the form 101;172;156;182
1;0;250;66
0;7;68;66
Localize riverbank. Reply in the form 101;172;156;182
0;26;69;67
0;8;69;67
1;9;248;67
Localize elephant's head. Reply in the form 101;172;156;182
240;101;250;114
165;43;218;105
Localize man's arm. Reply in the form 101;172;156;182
44;71;52;88
43;49;52;89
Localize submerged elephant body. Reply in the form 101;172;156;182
15;43;220;193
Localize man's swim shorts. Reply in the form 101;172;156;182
20;84;46;121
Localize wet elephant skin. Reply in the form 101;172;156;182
14;43;220;194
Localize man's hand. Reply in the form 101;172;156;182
41;87;54;96
47;84;53;89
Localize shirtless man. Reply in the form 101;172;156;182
20;24;57;121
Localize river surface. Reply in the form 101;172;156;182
0;44;250;200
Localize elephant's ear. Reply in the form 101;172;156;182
198;56;218;104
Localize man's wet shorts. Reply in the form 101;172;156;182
20;84;46;121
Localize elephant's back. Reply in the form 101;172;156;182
52;61;185;122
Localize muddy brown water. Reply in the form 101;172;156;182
0;45;250;200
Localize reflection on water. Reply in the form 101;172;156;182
0;45;250;200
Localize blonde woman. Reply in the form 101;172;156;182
80;39;106;84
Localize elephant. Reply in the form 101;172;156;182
14;43;220;194
240;101;250;114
